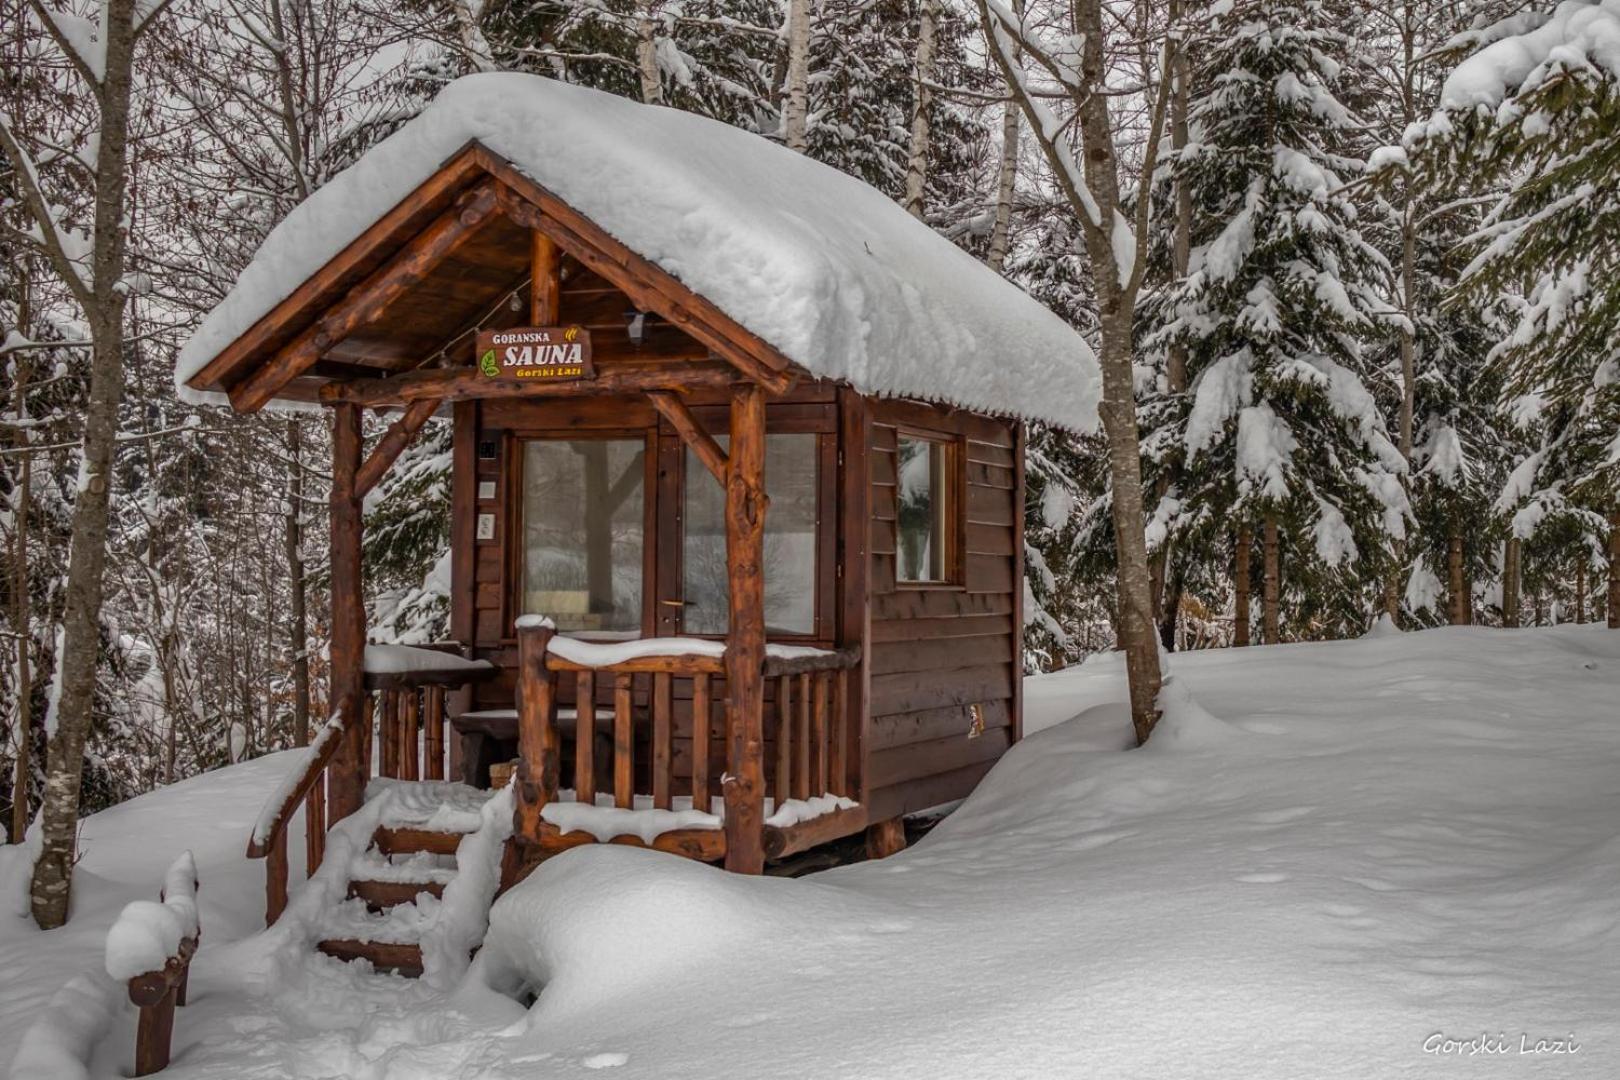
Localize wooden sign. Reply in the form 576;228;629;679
475;326;594;382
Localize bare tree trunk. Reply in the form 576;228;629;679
980;0;1167;742
26;0;141;930
1574;558;1586;625
1165;0;1191;398
451;0;497;72
1262;517;1280;643
985;38;1020;273
1458;531;1470;625
9;340;33;843
1502;537;1521;628
902;0;939;219
1608;512;1620;629
1158;561;1183;650
782;0;813;151
1234;527;1251;647
1148;6;1191;639
286;421;311;746
636;7;663;105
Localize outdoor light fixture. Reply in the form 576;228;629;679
625;310;648;346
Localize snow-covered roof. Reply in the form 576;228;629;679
178;74;1100;431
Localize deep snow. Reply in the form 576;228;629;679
5;624;1619;1078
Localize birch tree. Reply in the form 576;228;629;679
977;0;1168;742
1;0;176;928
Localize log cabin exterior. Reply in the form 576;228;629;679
178;75;1098;943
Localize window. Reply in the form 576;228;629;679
896;434;955;584
683;433;819;636
520;438;645;633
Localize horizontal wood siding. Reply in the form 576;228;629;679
864;399;1021;822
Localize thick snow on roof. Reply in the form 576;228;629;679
178;74;1099;431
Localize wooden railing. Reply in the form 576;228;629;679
764;650;859;807
247;644;491;926
107;852;199;1076
512;620;860;851
367;673;456;782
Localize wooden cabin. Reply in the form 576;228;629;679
178;75;1098;935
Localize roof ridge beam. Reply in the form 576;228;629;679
486;167;798;397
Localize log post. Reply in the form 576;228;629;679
132;986;179;1076
328;402;367;823
865;817;906;860
722;382;768;873
531;230;560;323
514;619;558;842
265;828;288;926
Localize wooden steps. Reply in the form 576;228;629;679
316;938;424;977
317;822;473;977
372;825;470;856
346;877;446;910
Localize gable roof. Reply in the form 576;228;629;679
178;73;1100;431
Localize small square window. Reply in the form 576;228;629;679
896;434;955;584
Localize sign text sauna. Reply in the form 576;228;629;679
476;325;595;382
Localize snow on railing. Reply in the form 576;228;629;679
250;715;343;853
103;851;200;1076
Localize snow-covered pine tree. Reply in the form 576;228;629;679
1159;0;1409;643
1357;0;1524;625
1412;1;1620;627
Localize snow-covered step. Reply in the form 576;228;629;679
373;824;473;856
315;938;424;977
347;878;446;911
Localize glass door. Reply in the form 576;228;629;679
518;437;648;635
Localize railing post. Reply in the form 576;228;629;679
265;828;288;926
514;618;558;842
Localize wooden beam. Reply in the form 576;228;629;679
355;397;441;498
186;147;487;395
763;803;868;861
228;182;501;413
722;382;768;874
648;390;728;483
531;230;560;323
328;403;367;824
320;361;738;408
488;176;798;396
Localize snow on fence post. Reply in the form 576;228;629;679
104;851;200;1076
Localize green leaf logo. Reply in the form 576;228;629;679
479;348;499;377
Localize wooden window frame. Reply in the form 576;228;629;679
662;406;838;644
504;427;660;642
892;426;967;590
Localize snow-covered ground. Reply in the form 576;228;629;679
4;624;1618;1077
